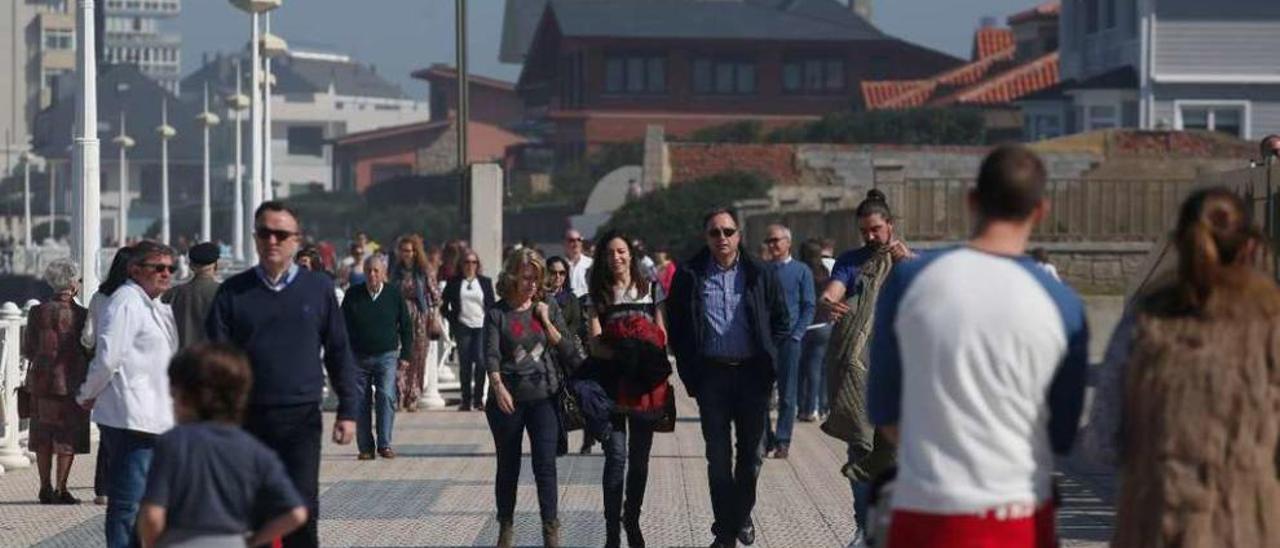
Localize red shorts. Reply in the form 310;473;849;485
887;501;1056;548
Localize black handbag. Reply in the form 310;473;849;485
557;387;585;432
652;383;677;433
16;386;31;420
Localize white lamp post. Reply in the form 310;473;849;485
156;99;176;245
111;113;135;246
227;59;250;261
197;85;221;243
20;152;34;248
261;14;287;201
230;0;282;265
72;0;101;301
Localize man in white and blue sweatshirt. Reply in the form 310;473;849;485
207;201;358;548
868;145;1088;547
763;224;815;459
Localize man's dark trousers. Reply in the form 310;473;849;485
697;362;772;542
244;403;323;548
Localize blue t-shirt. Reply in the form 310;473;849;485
829;246;876;289
143;422;302;536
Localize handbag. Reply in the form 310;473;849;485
557;388;585;432
652;382;677;433
426;309;444;340
16;386;31;420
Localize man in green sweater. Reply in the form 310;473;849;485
340;254;413;460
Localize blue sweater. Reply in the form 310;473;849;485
206;268;358;420
771;259;816;341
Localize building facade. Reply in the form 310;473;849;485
183;50;430;196
2;0;78;172
101;0;182;93
1032;0;1280;140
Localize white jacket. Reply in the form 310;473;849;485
77;280;178;434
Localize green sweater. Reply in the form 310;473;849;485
340;283;414;361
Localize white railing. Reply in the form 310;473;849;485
0;300;39;474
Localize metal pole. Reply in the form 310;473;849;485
48;161;55;242
201;86;212;242
263;12;274;201
117;112;128;246
455;0;468;171
233;58;245;261
248;12;262;264
160;98;171;245
74;0;102;301
22;155;31;248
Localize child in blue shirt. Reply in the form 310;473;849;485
139;343;307;548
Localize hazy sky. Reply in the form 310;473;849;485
176;0;1047;100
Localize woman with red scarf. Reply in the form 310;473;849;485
581;231;672;548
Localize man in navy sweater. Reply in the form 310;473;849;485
207;201;357;548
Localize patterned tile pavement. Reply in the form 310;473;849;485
0;385;1115;547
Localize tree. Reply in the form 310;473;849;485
602;171;772;260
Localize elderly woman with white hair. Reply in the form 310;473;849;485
22;259;91;504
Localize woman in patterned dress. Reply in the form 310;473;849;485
23;259;91;504
391;234;435;411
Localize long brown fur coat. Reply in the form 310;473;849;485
1113;268;1280;547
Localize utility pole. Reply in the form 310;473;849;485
74;0;103;301
456;0;470;227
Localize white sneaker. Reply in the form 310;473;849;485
846;530;867;548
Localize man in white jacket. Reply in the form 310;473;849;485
78;240;179;548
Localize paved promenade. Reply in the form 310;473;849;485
0;385;1115;547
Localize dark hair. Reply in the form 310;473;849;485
799;238;830;287
546;255;570;292
128;240;176;269
701;207;739;230
856;188;892;221
589;230;650;308
168;343;253;423
100;246;135;296
974;144;1047;221
1173;187;1262;311
296;245;324;272
253;200;299;226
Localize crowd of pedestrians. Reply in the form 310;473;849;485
14;142;1280;548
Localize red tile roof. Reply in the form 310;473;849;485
1008;1;1061;25
861;44;1016;109
932;52;1060;106
972;28;1015;61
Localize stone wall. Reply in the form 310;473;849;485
914;241;1153;294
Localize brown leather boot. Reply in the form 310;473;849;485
542;519;561;548
497;520;514;548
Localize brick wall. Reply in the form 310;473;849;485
668;143;801;184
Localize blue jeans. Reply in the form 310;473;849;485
799;325;832;416
697;364;771;541
768;337;802;448
602;414;656;523
355;351;399;453
847;443;872;532
486;397;560;523
454;325;486;406
101;425;156;548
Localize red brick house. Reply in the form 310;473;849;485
332;118;527;194
411;64;526;129
510;0;962;158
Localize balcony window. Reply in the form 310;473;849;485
287;126;325;157
604;54;665;94
783;57;845;93
1178;104;1247;138
692;58;757;95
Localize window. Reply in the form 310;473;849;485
604;54;665;94
43;28;74;51
1088;105;1118;130
287;126;325;157
1026;114;1063;141
783;57;844;93
692;58;756;95
1179;104;1246;137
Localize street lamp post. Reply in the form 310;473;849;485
228;59;250;261
20;151;33;248
72;0;100;299
230;0;282;265
111;112;135;246
261;14;288;201
197;85;221;243
157;99;176;245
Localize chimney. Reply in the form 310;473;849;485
850;0;872;21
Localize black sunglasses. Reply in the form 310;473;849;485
254;227;298;242
565;237;583;243
707;227;738;239
139;263;177;274
764;237;785;245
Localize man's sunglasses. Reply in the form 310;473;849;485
565;237;583;243
707;227;738;239
139;263;177;274
764;237;785;245
254;227;298;242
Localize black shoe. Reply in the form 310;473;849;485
54;490;81;505
772;445;790;459
458;402;472;412
737;518;756;546
38;486;54;505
